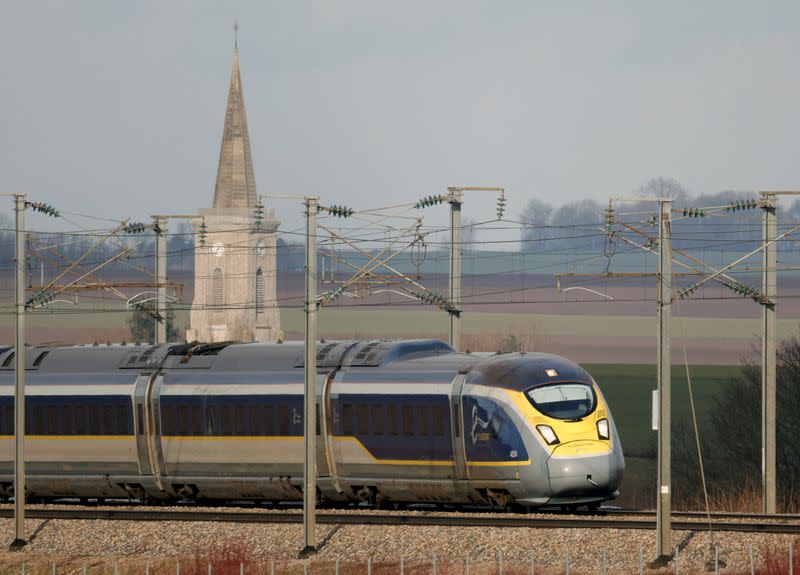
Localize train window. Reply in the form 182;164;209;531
31;405;43;435
89;405;100;435
371;405;384;436
432;405;445;437
452;398;461;438
402;405;414;436
220;405;232;436
249;405;260;436
356;404;368;435
526;383;596;420
162;406;176;435
416;405;429;437
342;404;353;435
264;404;274;435
3;404;13;435
118;404;130;435
235;405;246;435
387;405;399;436
177;406;189;435
192;406;203;436
278;405;290;436
137;404;144;435
61;405;73;435
103;405;113;435
75;405;86;435
47;405;57;435
206;406;216;435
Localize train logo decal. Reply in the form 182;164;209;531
463;396;528;463
470;405;491;443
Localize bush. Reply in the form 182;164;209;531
128;303;181;343
674;336;800;511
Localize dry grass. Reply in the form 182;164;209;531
675;476;800;514
724;536;800;575
188;538;259;575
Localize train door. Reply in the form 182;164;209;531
133;374;166;492
133;375;152;476
450;373;468;480
318;371;343;496
147;374;167;491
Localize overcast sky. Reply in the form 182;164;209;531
1;1;798;235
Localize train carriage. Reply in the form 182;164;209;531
0;339;624;509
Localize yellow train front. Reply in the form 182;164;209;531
462;353;625;509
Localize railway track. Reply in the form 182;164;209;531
605;509;800;522
2;507;800;534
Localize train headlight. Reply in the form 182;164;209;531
596;418;610;440
536;424;560;445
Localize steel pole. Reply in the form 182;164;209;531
155;218;167;344
13;193;26;548
656;199;672;558
303;197;318;554
449;192;462;351
761;192;777;514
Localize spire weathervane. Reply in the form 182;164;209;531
234;19;239;49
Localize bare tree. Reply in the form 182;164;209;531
637;177;689;202
461;218;479;251
520;198;554;246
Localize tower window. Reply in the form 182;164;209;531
212;268;223;306
256;268;264;313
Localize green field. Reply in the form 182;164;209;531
585;363;737;457
585;364;740;508
281;308;797;341
6;305;796;345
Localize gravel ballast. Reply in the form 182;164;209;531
1;506;798;574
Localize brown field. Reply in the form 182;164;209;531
1;272;797;364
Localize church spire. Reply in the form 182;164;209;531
212;32;258;209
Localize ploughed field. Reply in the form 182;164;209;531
4;269;800;363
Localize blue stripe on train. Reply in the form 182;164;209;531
0;395;133;436
333;394;453;461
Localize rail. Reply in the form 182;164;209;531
1;507;800;534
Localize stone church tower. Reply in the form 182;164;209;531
186;44;281;343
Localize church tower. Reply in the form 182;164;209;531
186;41;281;343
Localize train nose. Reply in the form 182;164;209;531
546;442;623;497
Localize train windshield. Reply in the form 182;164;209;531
525;383;596;420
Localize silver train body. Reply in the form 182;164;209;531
0;340;624;508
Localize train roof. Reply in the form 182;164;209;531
0;342;592;392
0;339;459;374
466;353;594;391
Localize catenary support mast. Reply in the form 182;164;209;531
761;192;777;514
656;198;672;559
448;190;462;351
154;217;167;344
13;193;27;548
303;197;318;554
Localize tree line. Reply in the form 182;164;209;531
520;177;800;253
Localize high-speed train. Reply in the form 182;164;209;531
0;340;624;509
